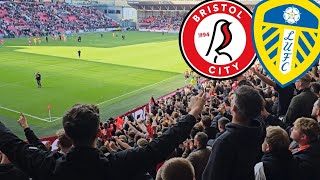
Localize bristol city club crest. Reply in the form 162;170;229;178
252;0;320;87
179;0;256;79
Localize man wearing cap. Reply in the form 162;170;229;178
284;73;318;126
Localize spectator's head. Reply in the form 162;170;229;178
190;123;203;139
218;117;230;132
201;116;211;128
295;73;312;90
56;129;72;153
311;98;320;121
231;85;263;122
262;126;290;153
290;117;320;146
128;130;135;140
310;82;320;97
137;138;148;148
194;132;208;149
157;158;195;180
119;135;127;143
172;111;179;119
63;104;100;147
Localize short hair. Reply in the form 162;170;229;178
218;117;230;129
234;85;263;119
128;131;135;139
265;126;290;151
63;104;100;146
300;73;312;83
159;158;195;180
310;82;320;94
195;132;208;148
201;116;212;128
56;129;72;149
294;117;320;142
172;112;179;119
119;135;127;143
162;121;169;128
137;138;148;147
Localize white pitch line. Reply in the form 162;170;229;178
52;74;182;122
0;74;182;123
0;105;51;122
97;74;181;106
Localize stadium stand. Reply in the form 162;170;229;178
0;1;120;37
139;15;184;31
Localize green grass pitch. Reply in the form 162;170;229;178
0;32;188;138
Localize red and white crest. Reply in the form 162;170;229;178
179;0;256;79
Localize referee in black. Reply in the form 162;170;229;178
35;72;42;88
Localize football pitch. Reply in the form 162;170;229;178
0;32;188;138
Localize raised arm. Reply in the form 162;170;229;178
0;121;61;177
18;113;47;151
251;67;276;88
107;93;206;179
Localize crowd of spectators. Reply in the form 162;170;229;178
0;1;119;38
1;62;320;180
139;15;184;31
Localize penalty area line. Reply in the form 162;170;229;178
0;105;52;122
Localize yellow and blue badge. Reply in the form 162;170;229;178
252;0;320;87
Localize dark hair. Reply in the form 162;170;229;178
201;116;212;128
311;82;320;94
234;86;263;119
218;117;230;129
63;104;100;146
195;132;208;148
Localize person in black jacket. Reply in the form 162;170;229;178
254;126;297;180
0;93;206;180
290;117;320;180
201;116;217;140
18;113;48;151
284;73;318;125
215;117;230;139
0;151;29;180
203;85;266;180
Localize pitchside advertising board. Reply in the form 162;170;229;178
179;0;320;87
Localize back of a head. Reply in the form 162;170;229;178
201;115;212;128
265;126;290;152
158;158;195;180
195;132;208;148
234;85;263;119
299;73;312;87
310;82;320;95
62;104;100;146
218;117;230;128
137;138;148;148
57;129;72;149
